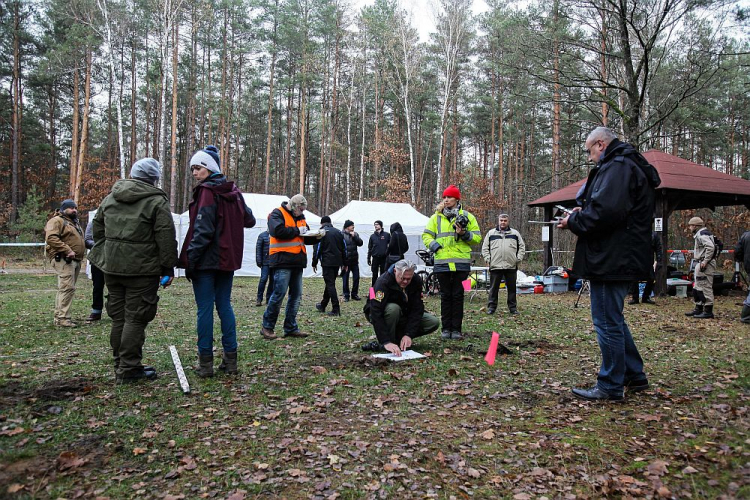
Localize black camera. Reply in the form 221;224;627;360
453;214;469;230
55;253;73;264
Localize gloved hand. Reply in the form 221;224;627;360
367;257;372;266
312;265;318;273
185;269;194;282
299;226;309;235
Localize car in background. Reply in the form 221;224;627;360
669;251;687;269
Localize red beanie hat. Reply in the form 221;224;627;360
442;185;461;200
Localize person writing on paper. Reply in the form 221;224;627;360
362;260;440;356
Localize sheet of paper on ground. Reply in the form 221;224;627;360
372;350;426;361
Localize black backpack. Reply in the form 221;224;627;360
712;235;724;261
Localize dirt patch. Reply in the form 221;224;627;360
304;353;391;370
506;339;559;351
0;377;94;407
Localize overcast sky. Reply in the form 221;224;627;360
352;0;490;42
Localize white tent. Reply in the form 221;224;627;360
326;200;431;277
177;193;322;277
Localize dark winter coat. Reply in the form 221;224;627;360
567;139;662;281
387;222;409;260
343;230;363;266
312;223;347;268
369;268;425;346
89;179;178;276
256;231;271;267
368;229;390;260
735;230;750;272
178;175;255;272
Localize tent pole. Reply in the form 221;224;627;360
543;205;553;271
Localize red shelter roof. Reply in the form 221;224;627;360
528;149;750;210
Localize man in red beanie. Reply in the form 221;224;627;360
422;185;481;340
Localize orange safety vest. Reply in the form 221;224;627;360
269;206;307;255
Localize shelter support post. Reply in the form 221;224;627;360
655;192;669;297
543;205;553;270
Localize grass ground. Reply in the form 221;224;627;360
0;273;747;499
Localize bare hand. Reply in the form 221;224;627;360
399;336;412;351
384;343;402;357
66;250;76;258
312;265;318;273
557;215;570;229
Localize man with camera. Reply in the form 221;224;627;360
45;199;86;327
482;213;526;315
422;185;482;340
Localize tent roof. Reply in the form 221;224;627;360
180;193;320;226
327;200;429;230
528;149;750;210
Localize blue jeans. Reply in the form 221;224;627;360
257;265;274;303
342;263;360;299
263;267;303;334
589;281;646;395
192;270;237;356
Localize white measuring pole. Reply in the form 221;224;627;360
169;345;190;394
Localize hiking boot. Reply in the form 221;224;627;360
327;309;341;317
486;307;496;315
509;309;519;315
260;326;277;340
315;302;325;313
628;298;639;305
351;295;362;301
116;369;158;385
685;304;703;317
54;318;77;328
343;297;350;302
451;331;463;340
441;330;452;340
641;298;656;305
218;351;237;375
86;312;102;322
194;354;214;378
694;305;714;319
283;331;309;338
255;300;263;307
741;305;750;324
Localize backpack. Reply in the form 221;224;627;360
711;235;723;261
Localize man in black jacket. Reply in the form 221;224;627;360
735;230;750;323
364;260;440;356
558;127;661;401
313;216;347;316
368;220;390;287
342;220;364;301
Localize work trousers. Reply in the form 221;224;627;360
436;270;469;333
320;266;341;311
694;261;715;306
52;258;81;322
488;269;517;312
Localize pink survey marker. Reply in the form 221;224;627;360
485;331;500;366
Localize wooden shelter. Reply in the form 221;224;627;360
528;150;750;294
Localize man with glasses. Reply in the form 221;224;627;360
558;127;661;401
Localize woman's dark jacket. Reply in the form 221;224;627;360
387;222;409;259
256;231;270;267
567;139;661;281
343;230;363;265
312;222;346;268
178;175;255;272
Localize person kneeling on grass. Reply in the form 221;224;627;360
362;260;440;356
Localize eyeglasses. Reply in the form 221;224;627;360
585;140;603;155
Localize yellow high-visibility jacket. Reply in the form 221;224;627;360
422;207;481;272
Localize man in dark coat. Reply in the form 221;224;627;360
368;220;390;287
255;230;273;306
558;127;661;401
341;220;364;301
313;216;347;316
735;230;750;323
89;158;178;383
363;260;440;356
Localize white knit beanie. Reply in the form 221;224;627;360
190;146;221;174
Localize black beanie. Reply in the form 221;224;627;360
60;199;77;211
344;220;354;229
375;220;383;227
321;216;331;224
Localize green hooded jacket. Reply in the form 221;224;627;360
88;179;178;276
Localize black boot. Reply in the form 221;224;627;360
741;305;750;324
218;351;238;375
694;305;714;319
685;304;703;317
194;354;214;378
327;307;341;317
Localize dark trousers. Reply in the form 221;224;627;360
630;265;659;300
320;266;341;311
342;263;360;299
489;269;517;312
436;271;469;333
257;265;274;303
91;263;105;312
104;274;160;379
371;256;386;287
